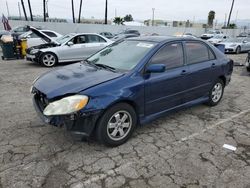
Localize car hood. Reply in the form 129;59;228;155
28;26;60;45
33;63;123;99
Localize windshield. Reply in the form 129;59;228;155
55;34;74;44
87;40;156;71
224;38;243;43
212;35;223;39
207;31;216;34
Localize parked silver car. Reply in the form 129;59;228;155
26;27;112;67
220;38;250;54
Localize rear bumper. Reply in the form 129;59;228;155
32;95;101;140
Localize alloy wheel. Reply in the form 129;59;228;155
42;54;56;67
211;83;223;103
107;110;132;141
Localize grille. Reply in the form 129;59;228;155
34;89;49;111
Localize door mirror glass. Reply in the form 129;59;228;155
146;64;166;73
67;41;74;46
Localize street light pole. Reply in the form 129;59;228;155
72;0;75;23
152;8;155;26
105;0;108;24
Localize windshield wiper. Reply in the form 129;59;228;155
95;63;117;72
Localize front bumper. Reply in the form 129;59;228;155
26;52;40;63
225;48;236;53
32;93;101;139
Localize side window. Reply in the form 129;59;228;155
71;35;86;44
185;42;212;64
87;35;106;43
150;43;184;69
43;31;57;37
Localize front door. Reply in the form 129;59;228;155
144;42;188;116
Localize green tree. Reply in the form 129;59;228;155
124;14;133;22
208;10;215;27
113;17;124;25
228;23;237;29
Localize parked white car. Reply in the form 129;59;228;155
201;30;224;40
220;37;250;54
26;27;113;67
207;35;229;45
19;30;62;48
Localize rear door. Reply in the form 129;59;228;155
144;42;188;116
82;34;109;58
183;41;218;102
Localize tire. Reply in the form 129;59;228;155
40;52;58;67
235;46;241;54
207;79;225;106
247;67;250;72
96;103;137;147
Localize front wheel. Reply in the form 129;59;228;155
207;79;225;106
40;52;58;67
96;103;137;147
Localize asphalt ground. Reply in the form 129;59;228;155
0;53;249;188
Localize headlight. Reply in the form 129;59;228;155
230;44;237;47
43;95;89;116
30;49;39;54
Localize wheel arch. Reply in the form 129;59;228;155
39;51;58;64
218;75;226;86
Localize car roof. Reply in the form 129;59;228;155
127;36;202;43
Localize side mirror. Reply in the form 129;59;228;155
67;41;74;46
223;36;226;39
146;64;166;73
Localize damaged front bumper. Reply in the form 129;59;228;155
32;93;101;140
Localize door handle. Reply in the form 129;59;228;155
211;63;216;68
181;70;187;75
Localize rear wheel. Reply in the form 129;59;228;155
235;46;241;54
207;79;225;106
96;103;137;147
40;52;58;67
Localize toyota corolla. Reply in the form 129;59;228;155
31;36;233;147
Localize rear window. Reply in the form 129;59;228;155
185;42;215;64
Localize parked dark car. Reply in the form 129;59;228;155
31;36;233;146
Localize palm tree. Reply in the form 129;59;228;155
227;0;235;28
208;11;215;28
113;17;124;25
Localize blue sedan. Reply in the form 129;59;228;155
31;36;233;146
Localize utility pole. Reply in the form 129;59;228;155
227;0;235;28
21;0;28;21
152;8;155;26
43;0;46;22
224;13;227;28
27;0;33;21
18;2;22;20
104;0;108;24
6;1;10;18
72;0;75;23
78;0;83;23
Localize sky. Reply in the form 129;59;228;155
0;0;249;22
